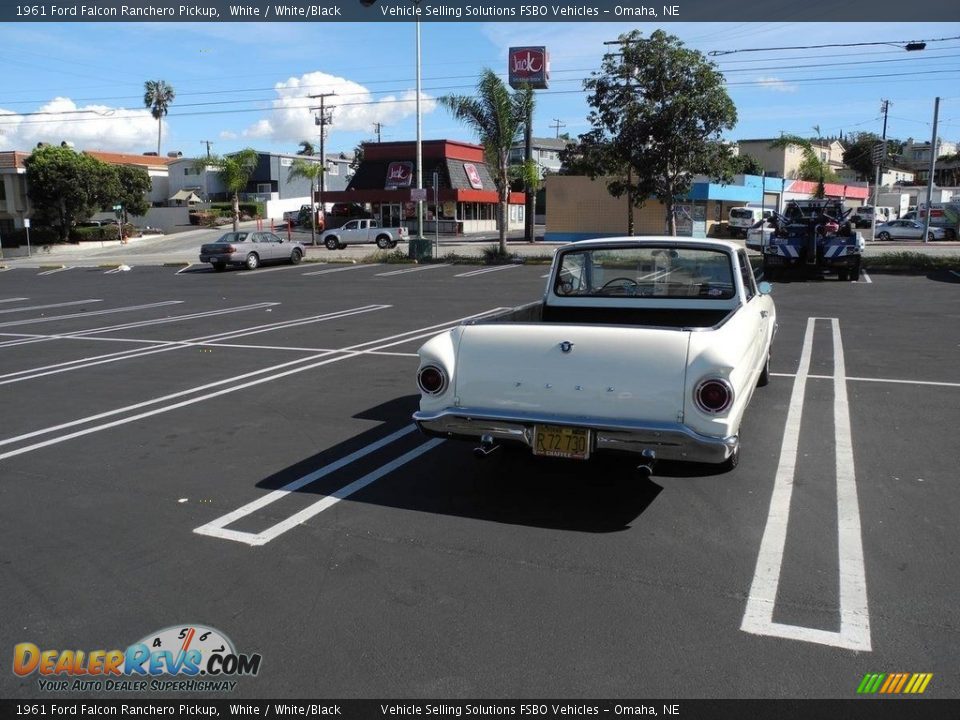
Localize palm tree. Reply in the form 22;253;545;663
197;149;259;232
287;157;325;246
296;140;316;156
143;80;176;157
440;69;533;255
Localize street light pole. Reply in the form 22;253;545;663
415;12;424;245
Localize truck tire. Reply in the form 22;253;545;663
849;264;861;282
376;235;392;249
324;236;339;250
838;269;848;281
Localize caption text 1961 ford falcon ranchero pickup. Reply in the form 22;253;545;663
413;237;777;474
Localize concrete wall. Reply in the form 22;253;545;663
545;175;671;241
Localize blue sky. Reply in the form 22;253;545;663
1;21;958;159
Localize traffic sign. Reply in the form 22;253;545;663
410;188;427;202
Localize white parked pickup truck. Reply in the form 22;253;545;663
318;219;409;250
413;237;777;473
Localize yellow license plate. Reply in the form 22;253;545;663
532;425;591;460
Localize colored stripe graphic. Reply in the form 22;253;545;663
858;673;932;694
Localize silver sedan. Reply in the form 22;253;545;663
874;220;947;242
199;231;305;271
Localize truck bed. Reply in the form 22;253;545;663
477;301;733;330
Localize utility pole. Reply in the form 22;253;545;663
309;92;336;238
200;140;214;159
372;122;383;143
870;99;891;241
549;118;566;139
922;96;941;244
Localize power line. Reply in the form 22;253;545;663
708;34;960;56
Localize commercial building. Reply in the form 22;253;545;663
322;140;525;234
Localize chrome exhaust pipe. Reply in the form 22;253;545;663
636;449;656;478
473;434;498;459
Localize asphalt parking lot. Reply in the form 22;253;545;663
0;262;958;700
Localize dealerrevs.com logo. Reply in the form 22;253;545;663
13;624;261;693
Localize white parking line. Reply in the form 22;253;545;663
376;264;450;277
175;264;195;275
454;265;522;278
0;302;276;349
0;308;504;461
38;267;72;276
0;298;29;304
235;264;307;276
0;301;183;330
859;271;873;283
770;372;960;389
302;264;377;276
0;305;388;386
741;317;871;651
0;299;102;316
194;424;418;544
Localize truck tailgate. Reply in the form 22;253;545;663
455;324;691;423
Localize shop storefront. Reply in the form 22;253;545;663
322;140;525;234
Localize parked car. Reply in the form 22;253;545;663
745;220;776;250
413;237;776;473
199;231;305;271
874;220;947;242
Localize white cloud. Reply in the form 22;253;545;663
0;98;159;152
219;130;238;140
239;71;437;145
755;77;798;93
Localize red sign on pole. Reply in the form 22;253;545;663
508;47;549;90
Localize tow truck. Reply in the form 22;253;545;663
760;199;864;282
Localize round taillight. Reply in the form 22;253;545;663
417;365;447;395
695;378;733;414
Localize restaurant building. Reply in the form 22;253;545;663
322;140;526;234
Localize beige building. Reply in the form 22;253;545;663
0;151;31;237
736;138;846;179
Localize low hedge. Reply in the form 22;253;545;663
71;223;137;242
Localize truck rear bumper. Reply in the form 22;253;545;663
413;408;738;464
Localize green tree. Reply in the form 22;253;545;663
728;152;765;176
24;145;120;243
115;165;152;223
287;157;325;246
770;134;838;184
144;80;176;157
198;149;259;232
440;69;533;254
842;132;904;181
573;30;737;235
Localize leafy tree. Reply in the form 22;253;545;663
728;152;765;176
287;157;325;245
24;145;120;242
769;134;838;183
572;30;737;235
349;141;371;173
197;149;259;232
144;80;176;157
115;165;152;222
440;69;533;254
842;132;904;181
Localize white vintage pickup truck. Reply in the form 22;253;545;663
413;237;777;472
319;219;409;250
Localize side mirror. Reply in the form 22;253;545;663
758;281;773;295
